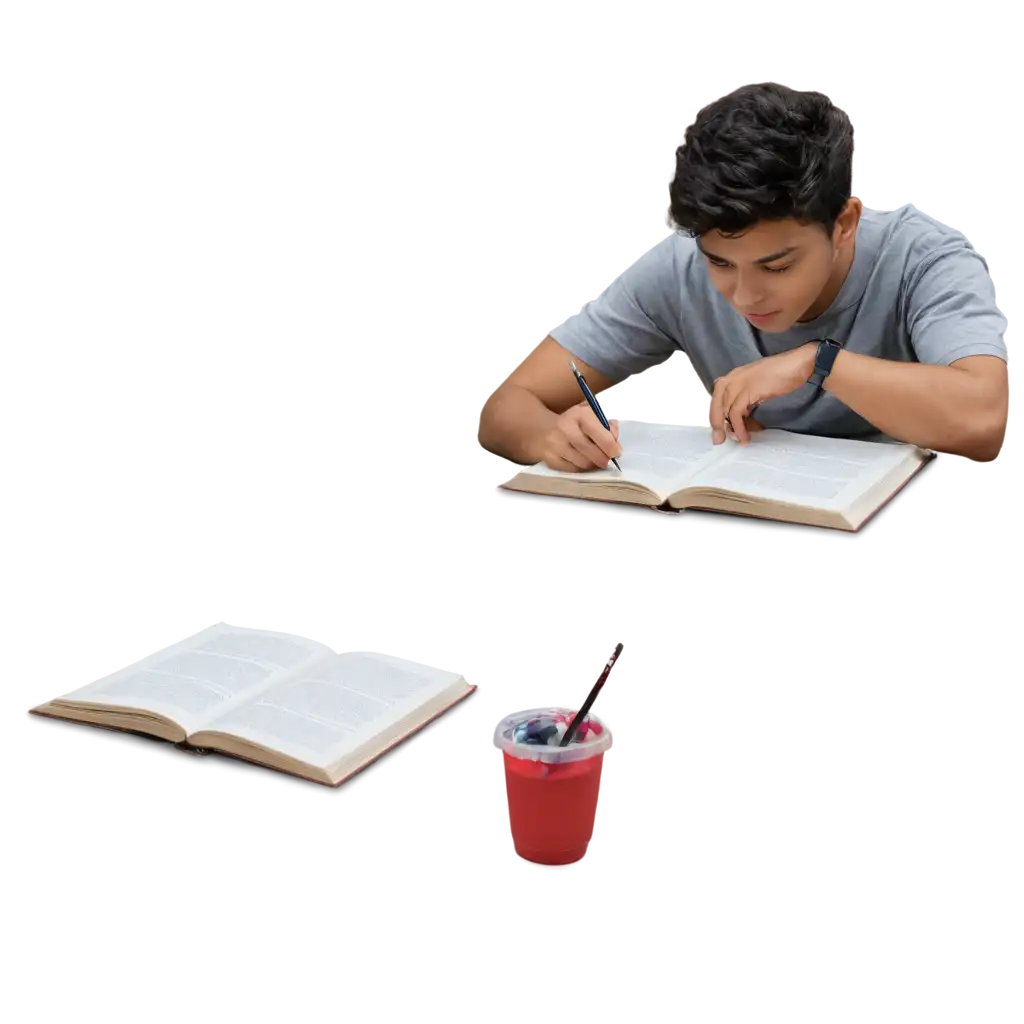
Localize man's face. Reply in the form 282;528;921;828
697;216;846;330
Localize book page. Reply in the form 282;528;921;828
201;652;464;768
56;623;335;735
523;421;721;498
689;430;915;510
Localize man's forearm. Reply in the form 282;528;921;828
820;349;1007;460
478;384;559;464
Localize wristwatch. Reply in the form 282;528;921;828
808;338;842;390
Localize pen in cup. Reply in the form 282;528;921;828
559;642;623;747
569;359;621;471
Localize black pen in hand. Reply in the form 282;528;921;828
569;359;622;471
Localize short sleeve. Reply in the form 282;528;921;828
905;246;1008;366
548;236;684;381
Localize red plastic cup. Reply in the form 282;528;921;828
493;707;613;865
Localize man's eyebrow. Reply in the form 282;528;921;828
695;239;798;264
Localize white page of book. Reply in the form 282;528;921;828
58;623;335;735
691;430;913;509
524;421;722;497
202;651;464;768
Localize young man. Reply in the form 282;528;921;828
478;83;1009;470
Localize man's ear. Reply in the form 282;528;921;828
834;197;862;247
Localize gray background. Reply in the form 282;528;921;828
6;8;1024;1024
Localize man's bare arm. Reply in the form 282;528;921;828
478;336;621;467
823;352;1008;461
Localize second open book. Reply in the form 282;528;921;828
31;623;475;786
501;421;934;531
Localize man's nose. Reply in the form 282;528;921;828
730;273;764;309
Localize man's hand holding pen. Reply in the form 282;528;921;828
539;403;622;472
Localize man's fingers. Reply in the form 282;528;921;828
567;423;612;469
560;442;592;470
730;413;749;445
709;378;729;444
609;419;620;441
547;437;591;471
578;409;622;459
727;393;754;444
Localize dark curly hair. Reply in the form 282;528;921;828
668;82;853;239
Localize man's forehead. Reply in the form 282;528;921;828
703;218;810;244
697;219;818;261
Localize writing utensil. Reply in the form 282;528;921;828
560;642;624;747
569;359;622;471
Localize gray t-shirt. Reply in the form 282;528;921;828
549;204;1008;438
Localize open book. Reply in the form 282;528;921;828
501;421;934;531
30;623;476;787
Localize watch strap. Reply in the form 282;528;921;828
809;338;842;389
